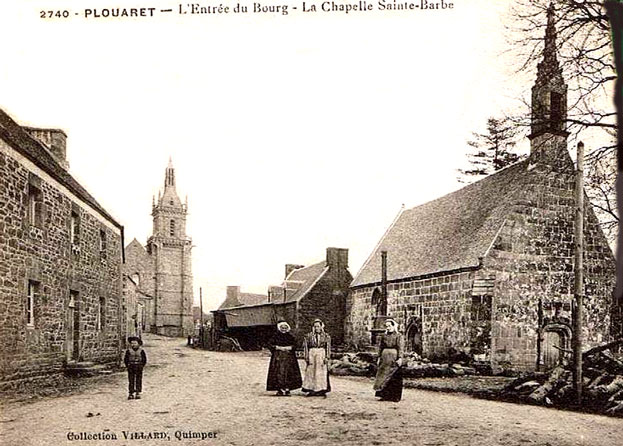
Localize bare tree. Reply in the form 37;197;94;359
508;0;617;241
509;1;615;137
586;152;619;242
458;117;524;182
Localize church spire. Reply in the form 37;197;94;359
536;3;562;86
165;157;175;188
529;2;568;152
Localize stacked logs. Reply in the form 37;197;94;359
501;339;623;416
328;352;478;378
329;352;377;376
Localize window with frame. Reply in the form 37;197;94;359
550;92;563;128
27;280;39;327
98;296;106;331
99;229;107;258
471;295;492;322
169;219;176;237
27;184;43;227
69;290;78;307
71;211;80;245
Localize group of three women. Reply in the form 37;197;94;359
266;318;404;402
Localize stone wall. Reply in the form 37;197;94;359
124;241;156;331
486;164;615;372
0;141;123;390
124;242;155;297
153;242;193;336
346;271;476;359
271;302;298;342
297;268;350;346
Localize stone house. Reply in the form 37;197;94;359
212;247;353;349
345;8;617;372
123;160;194;337
0;108;124;390
122;274;152;339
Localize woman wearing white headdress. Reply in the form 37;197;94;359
302;318;331;397
266;320;302;396
373;318;404;402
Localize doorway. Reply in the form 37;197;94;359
406;318;423;355
67;291;80;362
541;325;570;370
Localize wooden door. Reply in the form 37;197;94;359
407;319;423;355
542;330;561;369
67;292;79;361
67;296;75;361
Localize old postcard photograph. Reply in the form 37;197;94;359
0;0;622;445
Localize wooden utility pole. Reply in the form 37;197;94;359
199;287;204;347
573;141;585;405
200;287;204;325
381;250;388;314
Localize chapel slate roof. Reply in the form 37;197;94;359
351;159;542;287
219;292;269;310
0;108;122;228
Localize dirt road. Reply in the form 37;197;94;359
1;334;621;446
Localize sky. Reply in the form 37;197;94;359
0;1;542;310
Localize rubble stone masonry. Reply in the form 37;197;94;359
345;161;616;372
0;139;123;391
485;163;615;371
346;271;475;359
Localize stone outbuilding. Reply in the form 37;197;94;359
0;108;124;390
212;247;353;350
122;274;152;339
345;8;617;372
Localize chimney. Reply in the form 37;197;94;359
326;247;348;269
285;264;304;279
226;286;241;306
24;127;68;170
268;285;284;303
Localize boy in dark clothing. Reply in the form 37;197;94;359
124;336;147;400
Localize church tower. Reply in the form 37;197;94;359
528;3;570;168
146;159;194;336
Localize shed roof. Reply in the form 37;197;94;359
223;304;275;327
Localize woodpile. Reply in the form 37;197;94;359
328;351;478;378
216;336;243;352
328;353;377;376
501;339;623;416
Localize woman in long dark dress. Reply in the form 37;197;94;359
373;318;404;402
266;321;302;396
302;319;331;397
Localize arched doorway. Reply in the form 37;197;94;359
541;323;571;370
406;318;423;356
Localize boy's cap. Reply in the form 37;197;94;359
127;336;143;345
